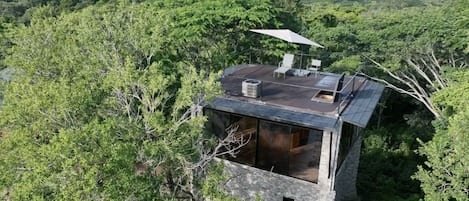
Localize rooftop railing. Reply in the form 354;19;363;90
336;72;363;115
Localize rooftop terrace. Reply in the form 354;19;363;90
220;64;366;116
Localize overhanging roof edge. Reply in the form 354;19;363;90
207;98;339;131
341;80;385;127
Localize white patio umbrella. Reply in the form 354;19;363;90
250;29;323;69
250;29;324;48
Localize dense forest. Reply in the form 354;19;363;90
0;0;467;200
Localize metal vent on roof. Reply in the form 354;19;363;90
242;79;262;98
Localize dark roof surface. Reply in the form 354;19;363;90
209;64;384;129
341;81;385;127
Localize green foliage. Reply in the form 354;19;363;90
0;79;4;100
414;109;469;201
255;194;263;201
0;1;103;104
0;0;293;199
0;2;225;200
358;125;426;201
303;0;450;9
303;1;469;200
329;55;362;74
0;0;467;200
300;1;468;75
432;70;469;117
300;3;366;70
413;68;469;201
159;0;283;71
300;3;469;198
0;0;101;24
0;18;10;70
200;163;238;201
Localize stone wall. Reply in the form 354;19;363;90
218;158;335;201
333;135;362;201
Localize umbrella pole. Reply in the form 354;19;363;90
299;45;305;69
300;53;303;69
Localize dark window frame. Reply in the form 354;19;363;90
205;108;324;183
336;122;359;173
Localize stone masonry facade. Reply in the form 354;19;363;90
217;129;339;201
333;135;362;201
218;158;323;201
216;128;363;201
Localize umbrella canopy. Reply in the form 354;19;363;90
250;29;324;48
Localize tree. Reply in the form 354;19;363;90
358;1;469;119
413;110;469;201
356;2;469;200
0;17;10;70
301;1;468;119
0;0;292;199
300;1;469;200
0;1;264;200
158;0;285;72
0;0;101;24
412;69;469;201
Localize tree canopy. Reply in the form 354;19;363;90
0;1;286;200
299;1;468;200
0;0;468;200
413;68;469;201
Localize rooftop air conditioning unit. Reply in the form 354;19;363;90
242;79;262;98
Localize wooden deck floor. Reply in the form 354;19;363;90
220;64;366;116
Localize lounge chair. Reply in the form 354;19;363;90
274;53;294;78
307;59;321;77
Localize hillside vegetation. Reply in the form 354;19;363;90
0;0;467;200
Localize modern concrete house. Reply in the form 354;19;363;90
205;64;385;201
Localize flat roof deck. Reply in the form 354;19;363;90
219;64;367;116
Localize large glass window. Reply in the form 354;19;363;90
205;109;230;138
206;109;323;183
258;120;291;175
289;127;323;183
205;110;257;166
337;122;356;171
227;115;257;166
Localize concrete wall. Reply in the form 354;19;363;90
219;158;332;201
333;135;362;201
318;130;337;198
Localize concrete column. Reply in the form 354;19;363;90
318;130;336;201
